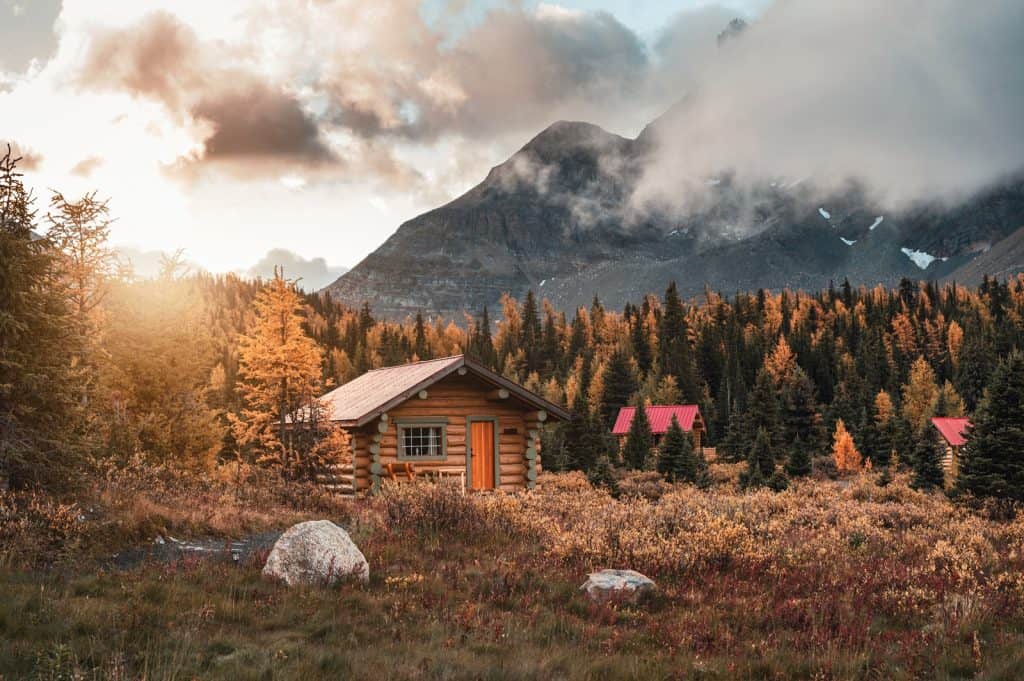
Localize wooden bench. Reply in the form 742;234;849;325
384;462;417;481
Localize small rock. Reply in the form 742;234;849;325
580;569;656;605
262;520;369;586
154;535;165;545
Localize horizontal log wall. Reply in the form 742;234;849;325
352;374;549;493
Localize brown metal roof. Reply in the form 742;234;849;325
318;354;569;427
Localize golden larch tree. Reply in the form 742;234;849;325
832;418;863;473
765;335;797;386
232;269;324;467
874;389;895;425
901;356;939;434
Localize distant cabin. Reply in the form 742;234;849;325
612;405;706;450
931;416;971;485
315;355;568;496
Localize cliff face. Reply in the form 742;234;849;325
326;116;1024;318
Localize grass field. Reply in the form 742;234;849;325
4;468;1024;680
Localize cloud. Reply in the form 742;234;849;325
1;140;43;170
247;249;348;291
62;2;653;189
75;11;335;168
634;0;1024;210
71;156;104;177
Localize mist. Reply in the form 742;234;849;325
635;0;1024;213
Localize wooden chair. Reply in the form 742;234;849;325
385;462;417;481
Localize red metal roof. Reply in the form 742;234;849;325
931;417;971;447
612;405;702;435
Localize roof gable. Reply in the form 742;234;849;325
319;355;569;426
931;417;971;446
612;405;703;435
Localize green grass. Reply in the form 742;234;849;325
6;475;1024;679
4;535;1024;681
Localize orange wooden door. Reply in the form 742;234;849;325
470;421;495;490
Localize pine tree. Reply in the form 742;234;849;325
520;290;542;372
0;147;88;490
413;311;430;359
622;398;654;470
658;281;699;400
564;387;603;473
599;347;637;427
957;352;1024;501
831;419;863;473
741;427;774;489
657;415;693;483
588;455;620;496
746;368;781;450
231;269;324;471
911;427;946;491
630;310;652;376
782;365;824;460
785;436;812;477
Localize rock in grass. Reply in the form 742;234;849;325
262;520;368;586
580;569;656;605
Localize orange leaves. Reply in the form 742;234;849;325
832;419;863;473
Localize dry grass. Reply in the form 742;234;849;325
3;467;1024;679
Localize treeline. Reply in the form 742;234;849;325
5;145;1024;501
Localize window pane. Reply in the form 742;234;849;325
402;426;444;458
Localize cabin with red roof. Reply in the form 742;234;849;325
931;416;971;485
612;405;706;450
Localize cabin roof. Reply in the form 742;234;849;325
612;405;703;435
931;417;971;447
318;354;569;427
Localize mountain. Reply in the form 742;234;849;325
325;116;1024;318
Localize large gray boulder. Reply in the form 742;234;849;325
580;569;657;604
262;520;369;586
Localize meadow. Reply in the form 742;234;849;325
3;467;1024;680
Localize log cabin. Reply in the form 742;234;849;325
611;405;705;450
316;355;569;495
931;416;971;486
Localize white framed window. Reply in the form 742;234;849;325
397;420;447;460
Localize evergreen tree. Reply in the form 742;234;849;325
520;290;542;372
413;311;430;359
785;436;812;477
587;455;620;496
746;368;782;450
599;347;637;427
658;281;699;400
957;352;1024;501
564;387;603;472
741;427;774;489
782;365;824;460
0;148;88;489
657;415;694;482
956;331;993;412
622;398;654;470
630;310;652;375
911;426;946;491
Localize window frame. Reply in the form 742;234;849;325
395;418;449;462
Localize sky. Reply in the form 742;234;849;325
2;0;1021;284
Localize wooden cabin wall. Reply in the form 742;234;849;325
352;374;544;493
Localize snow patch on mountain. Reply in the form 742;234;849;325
901;247;948;270
819;208;831;219
868;216;884;231
840;237;856;246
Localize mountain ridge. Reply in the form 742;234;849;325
326;115;1024;317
